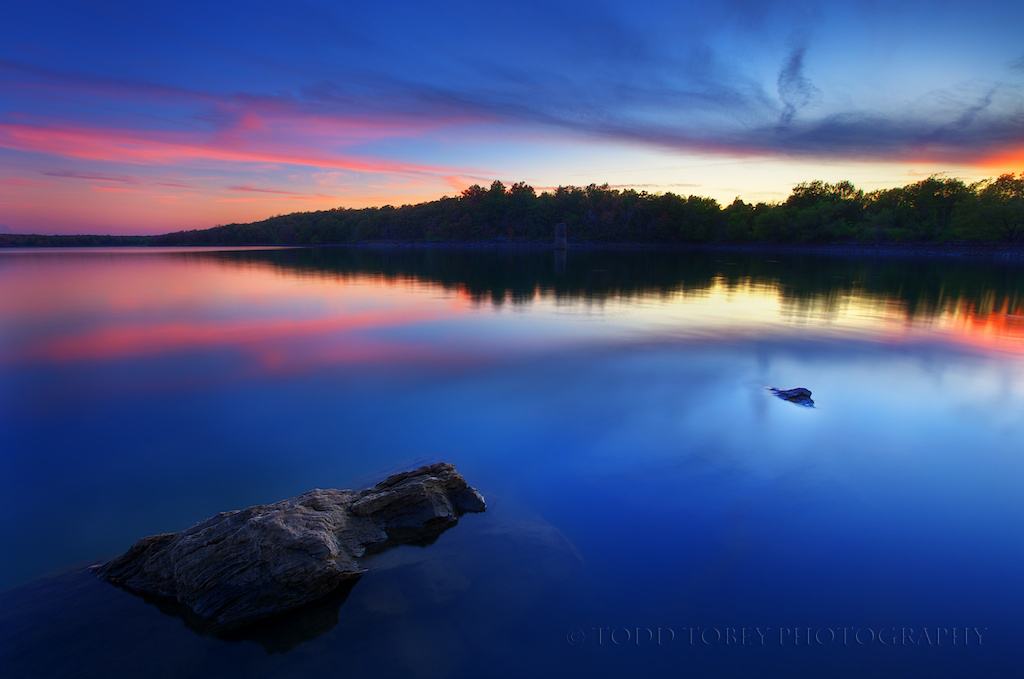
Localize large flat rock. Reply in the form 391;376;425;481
94;462;485;630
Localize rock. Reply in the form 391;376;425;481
768;386;815;407
94;462;485;631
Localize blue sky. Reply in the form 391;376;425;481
1;0;1022;234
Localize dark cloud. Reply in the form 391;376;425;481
275;2;1020;167
921;88;997;143
746;95;1024;160
6;0;1024;175
508;83;1024;166
776;46;820;127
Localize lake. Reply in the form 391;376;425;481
1;245;1022;677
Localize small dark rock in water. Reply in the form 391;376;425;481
768;387;815;407
94;462;485;631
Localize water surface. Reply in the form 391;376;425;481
2;246;1022;677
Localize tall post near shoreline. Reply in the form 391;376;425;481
554;223;567;250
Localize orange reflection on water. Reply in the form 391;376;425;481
1;251;475;375
629;275;1024;359
937;299;1024;356
3;250;1022;375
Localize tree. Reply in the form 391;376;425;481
890;176;971;241
978;173;1024;241
724;198;754;242
460;184;487;202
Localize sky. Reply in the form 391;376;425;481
1;0;1023;235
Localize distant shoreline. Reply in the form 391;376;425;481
319;241;1024;260
663;242;1024;259
4;240;1024;260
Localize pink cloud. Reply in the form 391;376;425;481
227;185;336;200
0;61;487;161
6;63;477;137
0;62;495;232
0;119;461;175
228;184;302;195
42;169;137;182
88;185;145;194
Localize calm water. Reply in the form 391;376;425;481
1;246;1022;677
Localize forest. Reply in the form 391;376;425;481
2;174;1022;247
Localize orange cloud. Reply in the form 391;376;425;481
976;147;1024;173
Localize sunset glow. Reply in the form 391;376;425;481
2;1;1023;234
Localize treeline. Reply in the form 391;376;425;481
0;234;148;247
4;174;1023;246
150;175;1024;246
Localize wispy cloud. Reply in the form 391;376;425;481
0;118;463;175
88;185;144;194
228;184;334;199
7;3;1020;170
42;170;137;182
229;185;303;195
776;45;820;127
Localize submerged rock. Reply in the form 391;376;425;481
94;462;485;631
768;386;815;407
